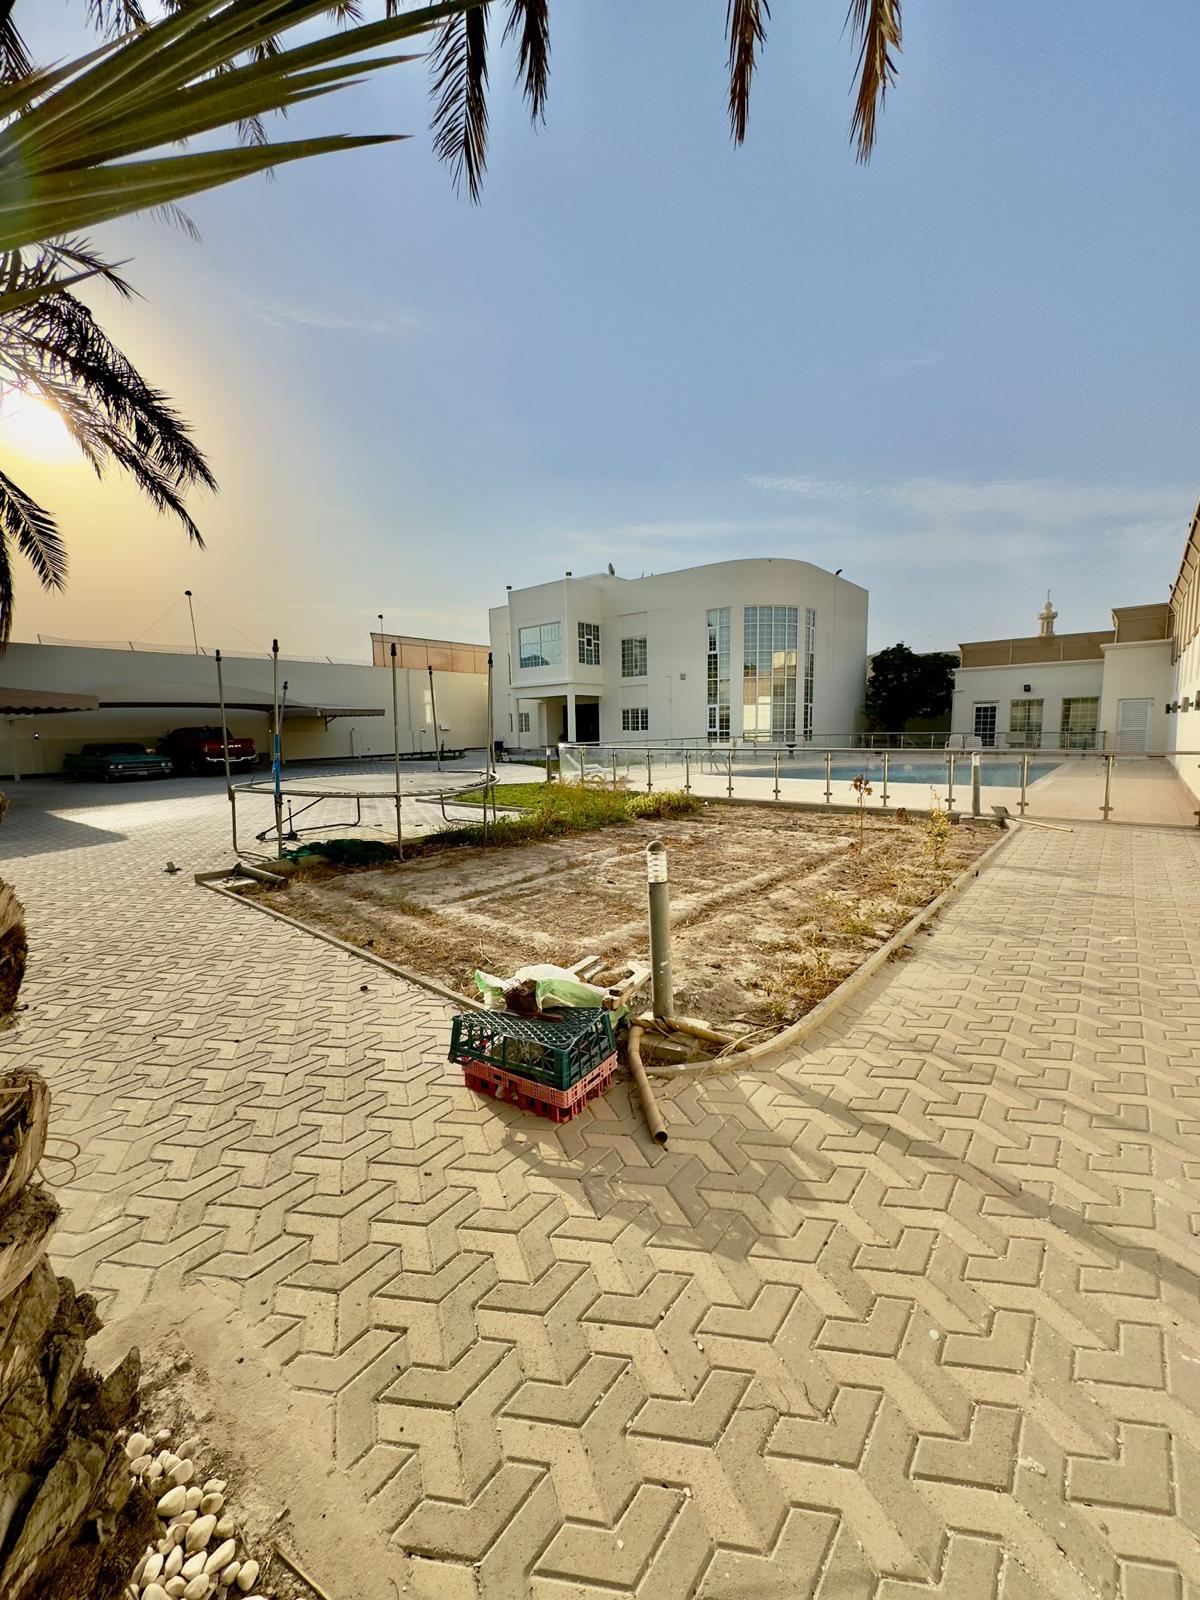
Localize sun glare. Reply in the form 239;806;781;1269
1;394;79;465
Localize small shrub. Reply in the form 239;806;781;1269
850;773;873;849
925;791;953;871
628;789;703;819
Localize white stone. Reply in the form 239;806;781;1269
142;1587;169;1600
234;1562;258;1593
164;1546;184;1579
155;1429;172;1444
204;1540;236;1576
164;1582;186;1600
214;1518;235;1540
184;1487;204;1510
175;1510;198;1526
125;1433;152;1460
171;1460;195;1486
160;1453;181;1474
185;1514;217;1553
182;1580;212;1600
201;1479;226;1496
148;1462;164;1484
176;1437;200;1461
199;1494;223;1516
141;1552;164;1585
156;1486;187;1519
181;1553;206;1580
219;1563;239;1587
130;1454;153;1476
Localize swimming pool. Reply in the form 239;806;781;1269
727;755;1062;787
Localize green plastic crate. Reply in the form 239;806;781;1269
449;1007;616;1091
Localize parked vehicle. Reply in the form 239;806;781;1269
158;726;256;774
63;742;173;781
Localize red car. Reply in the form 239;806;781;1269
158;725;257;775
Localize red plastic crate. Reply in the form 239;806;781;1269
461;1052;619;1123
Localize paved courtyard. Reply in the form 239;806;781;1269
2;775;1200;1599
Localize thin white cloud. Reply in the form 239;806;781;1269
255;302;427;340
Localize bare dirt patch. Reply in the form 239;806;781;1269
244;803;995;1036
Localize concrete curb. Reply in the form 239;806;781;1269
644;823;1017;1081
194;868;484;1015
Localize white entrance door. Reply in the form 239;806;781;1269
1116;698;1153;753
973;703;998;747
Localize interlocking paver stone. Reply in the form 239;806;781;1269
3;777;1200;1597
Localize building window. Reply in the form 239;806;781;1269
519;622;561;668
706;607;731;741
803;608;816;741
622;707;649;732
742;605;798;742
518;711;531;734
621;636;648;678
578;621;601;666
1008;698;1043;748
1061;696;1099;750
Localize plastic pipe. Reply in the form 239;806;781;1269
627;1024;668;1145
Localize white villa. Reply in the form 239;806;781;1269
488;558;869;750
950;596;1172;752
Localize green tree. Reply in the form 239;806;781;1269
865;643;959;731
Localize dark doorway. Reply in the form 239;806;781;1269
576;702;600;743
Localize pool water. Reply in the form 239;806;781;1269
731;755;1062;788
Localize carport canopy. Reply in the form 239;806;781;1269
96;698;383;721
0;688;99;715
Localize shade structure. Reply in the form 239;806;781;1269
0;688;99;716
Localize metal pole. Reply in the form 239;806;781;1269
1018;752;1030;816
646;842;673;1020
271;640;284;858
185;589;199;655
1101;752;1113;821
684;749;691;793
485;651;495;836
946;752;956;811
773;749;780;800
726;748;733;799
646;750;653;793
390;643;403;860
971;752;981;818
427;664;442;772
215;649;237;854
612;750;618;790
824;751;832;803
547;746;555;785
881;750;889;808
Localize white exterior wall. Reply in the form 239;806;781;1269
1168;628;1200;800
951;660;1104;745
1097;641;1171;752
490;559;869;747
0;642;489;777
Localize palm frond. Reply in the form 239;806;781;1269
429;4;490;202
0;468;63;641
847;0;901;161
0;1;31;87
503;0;549;123
726;0;769;144
0;0;477;253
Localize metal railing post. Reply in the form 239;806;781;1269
881;751;889;808
1101;753;1113;821
646;750;653;793
726;748;734;798
612;750;618;790
1019;752;1029;816
684;749;691;793
971;752;981;817
824;751;832;803
390;642;404;859
773;749;780;800
946;752;956;811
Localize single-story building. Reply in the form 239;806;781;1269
0;637;490;779
951;596;1171;752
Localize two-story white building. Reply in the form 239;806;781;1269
488;558;868;749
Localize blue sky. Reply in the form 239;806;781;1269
13;0;1200;656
